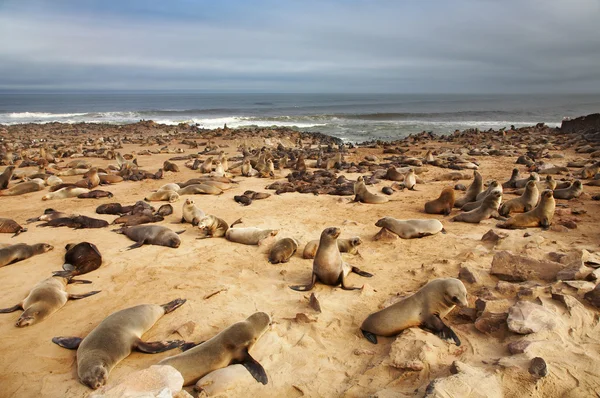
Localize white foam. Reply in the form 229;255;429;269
7;112;87;119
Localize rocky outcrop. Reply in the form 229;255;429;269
561;113;600;135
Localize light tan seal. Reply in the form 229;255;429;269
42;187;90;201
453;170;483;208
302;236;362;259
451;191;502;223
226;227;279;245
499;180;539;217
268;238;298;263
474;180;502;202
177;183;222;196
181;198;206;226
145;190;180;202
424;187;455;215
0;276;100;327
497;189;555;229
52;299;186;389
0;180;45;197
375;217;444;239
0;243;54;267
553;180;583;200
159;312;271;387
360;278;468;345
290;227;373;291
197;215;241;238
354;176;388;204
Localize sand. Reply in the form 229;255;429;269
0;123;599;397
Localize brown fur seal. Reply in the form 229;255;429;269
226;227;279;245
424;187;455;215
163;160;180;172
38;215;109;229
360;278;467;345
354;176;388;204
158;312;270;386
26;208;70;223
451;191;502;223
290;227;372;291
0;276;100;327
375;217;444;239
0;218;27;237
453;170;483;208
499;180;539;217
197;216;241;238
474;180;502;202
113;213;164;226
268;238;298;263
52;299;186;389
0;243;54;267
0;180;45;196
553;180;583;200
0;165;15;189
302;236;362;259
385;166;405;181
514;172;539;189
182;198;205;226
502;168;520;189
155;204;173;217
96;203;130;215
77;190;114;199
99;174;123;184
43;187;90;201
145;190;180;202
177;184;222;195
114;225;183;249
53;242;103;278
497;189;555;229
81;168;100;189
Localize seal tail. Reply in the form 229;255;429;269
161;298;186;314
351;266;373;278
361;329;378;344
230;218;243;228
12;227;27;237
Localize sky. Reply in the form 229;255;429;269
0;0;599;93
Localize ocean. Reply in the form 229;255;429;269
1;93;599;142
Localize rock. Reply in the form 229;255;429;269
550;224;569;233
195;364;254;396
458;266;477;284
529;357;548;378
90;365;184;398
175;321;197;339
309;292;322;312
560;113;600;134
507;339;533;355
559;219;578;229
583;283;600;308
506;301;558;334
456;307;478;322
387;329;448;371
563;281;596;291
548;250;588;266
373;227;398;241
556;264;592;281
587;268;600;281
424;361;502;398
481;229;507;245
585;252;600;268
474;312;508;337
455;183;467;191
490;251;566;282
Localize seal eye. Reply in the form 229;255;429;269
452;296;459;303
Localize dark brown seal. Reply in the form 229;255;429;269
53;242;103;278
38;216;109;229
0;218;27;237
77;190;114;199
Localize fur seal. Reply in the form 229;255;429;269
77;190;114;199
0;276;100;327
38;215;109;229
452;191;502;223
497;189;555;229
157;183;181;192
268;238;298;263
553;180;583;200
177;184;222;195
158;312;270;386
475;180;502;202
113;213;163;226
42;187;90;201
0;243;54;267
502;168;520;189
52;299;186;389
290;227;372;291
96;203;131;215
514;172;539;189
155;204;173;217
182;198;205;226
302;236;362;259
26;208;70;223
403;169;416;190
453;171;483;208
145;190;180;202
226;227;279;245
360;278;467;345
385;166;405;181
197;216;241;238
354;176;388;204
424;187;455;215
499;180;539;217
0;165;15;189
163;160;180;172
0;218;27;237
0;180;45;196
53;242;103;278
114;225;183;249
375;217;444;239
99;174;123;184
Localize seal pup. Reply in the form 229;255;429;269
375;217;444;239
354;176;388;204
360;278;468;345
502;168;520;189
0;243;54;267
26;208;71;223
163;160;179;172
38;215;109;229
403;169;416;190
0;276;100;327
268;238;298;263
157;183;181;192
0;180;45;196
226;227;279;245
52;299;187;389
451;191;502;223
145;190;179;202
53;242;103;277
497;189;555;229
155;203;173;217
0;165;15;189
290;227;373;291
114;225;183;249
424;187;455;215
197;216;242;238
182;198;206;226
553;180;583;200
77;190;114;199
302;236;362;259
499;180;539;217
453;170;483;208
95;203;130;215
42;187;90;201
0;218;27;237
159;312;270;386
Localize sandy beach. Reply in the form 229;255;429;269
0;120;599;397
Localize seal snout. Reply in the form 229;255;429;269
15;315;35;327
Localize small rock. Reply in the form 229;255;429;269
583;283;600;308
387;329;446;371
373;227;398;241
529;357;548;378
481;229;507;244
586;268;600;281
175;321;197;340
353;349;375;356
490;251;567;282
556;264;591;281
195;365;254;396
474;312;508;336
550;224;569;233
458;266;477;284
559;220;578;229
424;361;502;398
309;293;322;313
454;183;467;191
456;307;478;322
90;365;184;398
507;339;532;355
563;281;595;291
523;232;532;237
507;301;558;334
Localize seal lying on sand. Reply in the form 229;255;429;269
268;238;298;263
52;299;186;389
361;278;467;345
114;225;183;249
53;242;103;278
226;227;279;245
0;218;27;237
159;312;271;386
0;243;53;267
375;217;444;239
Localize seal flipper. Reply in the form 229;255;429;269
0;303;22;313
236;349;268;385
161;298;186;314
351;266;373;278
12;227;27;237
361;329;378;344
127;240;146;250
180;340;205;352
135;339;185;354
289;273;317;292
52;336;83;350
420;314;461;346
68;290;101;300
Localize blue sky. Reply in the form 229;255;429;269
0;0;599;93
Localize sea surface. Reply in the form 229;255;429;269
1;93;599;142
